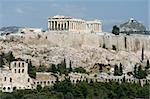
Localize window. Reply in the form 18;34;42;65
28;78;30;82
4;77;6;81
47;81;50;84
10;78;12;82
22;69;24;73
13;87;16;90
22;63;24;67
14;69;16;73
18;62;20;67
8;87;10;90
44;81;46;85
14;62;16;67
3;87;6;90
18;69;20;73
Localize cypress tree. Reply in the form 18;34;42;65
145;60;150;69
141;47;144;61
69;60;72;72
119;63;123;76
28;60;36;79
134;65;137;78
0;54;4;68
51;64;57;73
114;65;119;76
137;65;147;79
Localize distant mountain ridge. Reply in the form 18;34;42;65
119;18;146;32
0;26;22;33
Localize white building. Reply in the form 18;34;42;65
48;15;102;33
19;28;42;34
0;60;35;92
0;60;57;92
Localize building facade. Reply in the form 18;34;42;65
1;60;149;92
19;28;42;34
48;15;102;33
0;61;35;92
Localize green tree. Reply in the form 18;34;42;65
134;65;137;78
37;85;42;92
50;64;57;73
0;54;4;68
53;78;74;94
73;67;87;74
137;65;147;79
112;25;120;35
119;63;123;76
145;60;150;69
64;92;74;99
1;93;16;99
37;64;46;72
69;60;72;72
57;59;67;75
28;60;36;79
4;51;15;65
114;65;119;76
141;47;144;61
56;92;64;99
112;45;117;50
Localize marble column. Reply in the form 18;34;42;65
48;21;50;30
55;21;57;30
65;22;67;30
53;21;56;31
70;21;72;30
67;21;69;30
63;22;65;30
60;22;62;30
52;21;54;30
50;21;52;30
57;21;59;30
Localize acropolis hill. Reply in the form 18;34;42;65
0;16;150;93
0;16;150;71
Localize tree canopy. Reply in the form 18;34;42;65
0;79;149;99
112;25;120;35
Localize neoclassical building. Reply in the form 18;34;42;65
48;15;102;33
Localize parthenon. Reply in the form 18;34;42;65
48;15;102;33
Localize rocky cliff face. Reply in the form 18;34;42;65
0;32;150;72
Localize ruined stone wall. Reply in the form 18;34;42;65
101;35;150;52
23;32;150;52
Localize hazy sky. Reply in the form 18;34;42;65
0;0;149;32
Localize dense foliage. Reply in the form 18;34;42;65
0;54;4;68
112;25;120;35
114;63;123;76
47;59;88;75
134;65;147;79
28;60;36;79
0;51;15;67
0;78;149;99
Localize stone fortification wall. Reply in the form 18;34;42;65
23;32;150;52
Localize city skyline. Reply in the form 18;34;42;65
0;0;149;32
